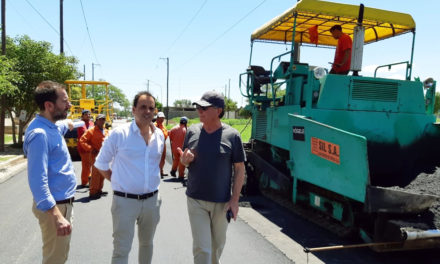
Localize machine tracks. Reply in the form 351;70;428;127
260;189;355;238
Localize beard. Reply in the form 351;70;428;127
52;108;68;121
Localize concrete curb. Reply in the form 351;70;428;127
0;156;27;184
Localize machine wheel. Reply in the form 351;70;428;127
259;172;270;190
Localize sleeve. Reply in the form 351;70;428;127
77;126;85;139
94;130;117;171
56;120;69;136
25;130;56;211
182;127;191;150
232;131;246;163
78;129;93;152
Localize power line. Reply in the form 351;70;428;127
178;0;267;69
23;0;74;54
166;0;208;53
79;0;100;65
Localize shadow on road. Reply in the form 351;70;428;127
239;195;440;264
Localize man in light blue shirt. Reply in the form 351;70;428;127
23;80;76;264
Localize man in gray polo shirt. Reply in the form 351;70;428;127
178;91;246;264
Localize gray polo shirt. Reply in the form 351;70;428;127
184;123;245;203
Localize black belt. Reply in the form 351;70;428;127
114;190;158;200
56;197;74;205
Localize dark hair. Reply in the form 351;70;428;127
330;25;342;32
34;81;66;111
219;109;224;118
133;91;156;107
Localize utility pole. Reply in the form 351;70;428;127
147;80;150;92
228;78;231;118
0;0;6;151
225;84;228;118
83;65;86;80
60;0;64;54
160;57;169;125
92;62;100;95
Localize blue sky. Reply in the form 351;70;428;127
5;0;440;108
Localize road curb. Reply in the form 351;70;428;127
0;156;27;184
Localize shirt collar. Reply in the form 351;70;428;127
35;114;57;129
131;120;157;135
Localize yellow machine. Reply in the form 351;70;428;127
64;80;114;160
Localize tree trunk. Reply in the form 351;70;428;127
7;109;17;144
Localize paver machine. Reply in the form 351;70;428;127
64;80;113;160
239;0;440;251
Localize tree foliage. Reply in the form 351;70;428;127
224;97;238;112
5;35;80;144
173;99;192;108
435;92;440;114
0;56;21;96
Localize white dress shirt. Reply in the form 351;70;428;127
94;121;164;194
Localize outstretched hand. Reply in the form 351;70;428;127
177;147;195;166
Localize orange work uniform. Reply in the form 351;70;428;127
77;121;94;185
169;125;187;178
78;126;109;195
155;122;168;175
332;33;352;74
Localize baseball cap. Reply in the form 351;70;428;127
180;116;188;124
82;109;91;115
157;112;165;118
96;114;106;120
193;91;224;109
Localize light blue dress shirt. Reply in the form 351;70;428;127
23;114;77;211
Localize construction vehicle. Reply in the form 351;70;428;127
239;0;440;251
64;80;113;161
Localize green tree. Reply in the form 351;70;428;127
0;56;21;96
223;97;238;119
5;35;80;145
173;99;192;108
0;56;23;149
435;92;440;114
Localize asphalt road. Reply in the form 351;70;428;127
0;139;297;264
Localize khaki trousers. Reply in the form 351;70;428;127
32;202;73;264
111;192;161;264
187;197;228;264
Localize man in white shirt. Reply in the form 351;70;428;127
94;91;164;264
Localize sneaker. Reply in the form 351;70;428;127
170;170;176;177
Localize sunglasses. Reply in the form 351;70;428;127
196;105;212;111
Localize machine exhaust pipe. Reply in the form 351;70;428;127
402;229;440;240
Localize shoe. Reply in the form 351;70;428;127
170;170;176;177
77;184;89;189
100;191;109;196
177;177;184;182
89;193;101;200
182;179;187;187
161;172;168;176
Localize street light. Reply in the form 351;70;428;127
159;57;169;125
